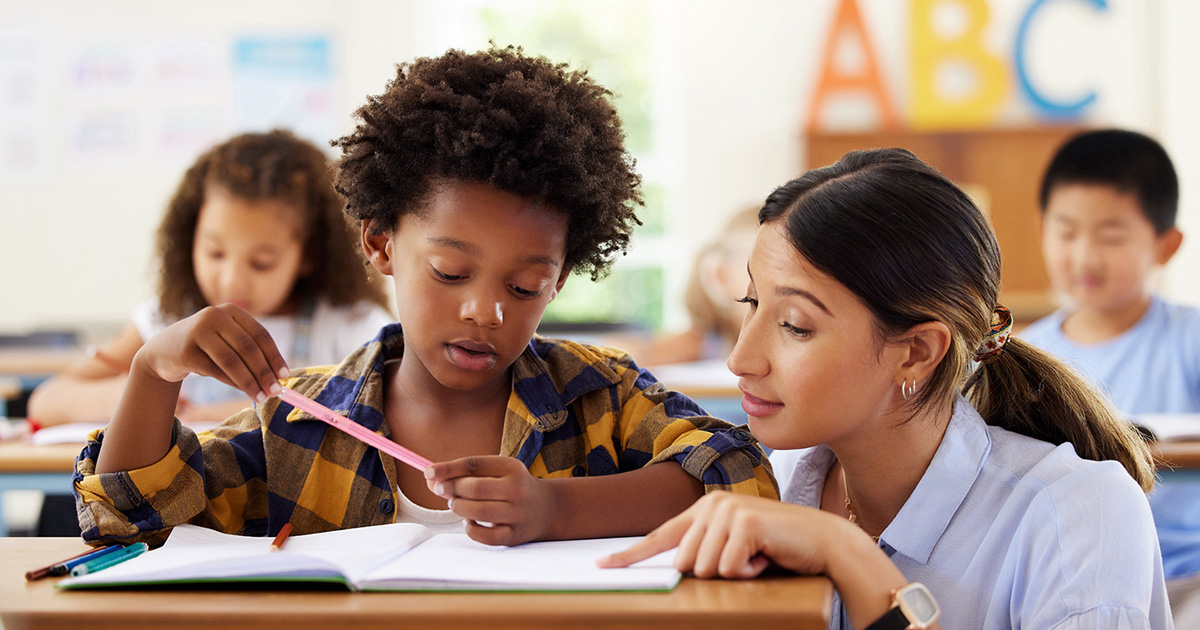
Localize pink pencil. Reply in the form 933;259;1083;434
278;388;433;471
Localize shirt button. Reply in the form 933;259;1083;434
572;465;586;477
733;429;752;442
379;498;394;514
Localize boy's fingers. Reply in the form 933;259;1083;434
596;511;693;568
203;307;285;401
463;520;515;546
200;331;274;402
444;476;514;501
426;456;515;485
447;496;511;525
225;306;290;379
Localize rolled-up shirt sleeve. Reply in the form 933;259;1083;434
74;407;269;547
615;363;778;499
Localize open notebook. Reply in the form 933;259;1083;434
58;523;680;592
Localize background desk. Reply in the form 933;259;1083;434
0;346;84;417
0;442;78;536
0;348;82;377
1152;442;1200;481
649;360;746;425
2;537;834;630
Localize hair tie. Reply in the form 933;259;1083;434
974;304;1013;364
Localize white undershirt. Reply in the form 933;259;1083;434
394;485;465;535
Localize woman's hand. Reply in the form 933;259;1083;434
597;491;837;578
424;455;556;546
599;491;914;629
136;304;289;403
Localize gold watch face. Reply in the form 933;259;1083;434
897;582;941;626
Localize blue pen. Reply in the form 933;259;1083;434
70;543;149;577
51;544;124;576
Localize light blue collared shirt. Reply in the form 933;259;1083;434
1021;295;1200;579
771;397;1172;630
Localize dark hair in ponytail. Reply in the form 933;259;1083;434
760;148;1153;491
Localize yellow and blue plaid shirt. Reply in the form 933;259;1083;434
74;324;777;547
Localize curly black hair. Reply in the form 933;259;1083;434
157;130;389;320
332;46;643;280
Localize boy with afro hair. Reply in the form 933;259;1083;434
75;46;777;548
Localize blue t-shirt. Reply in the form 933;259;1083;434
770;397;1171;630
1021;296;1200;579
1019;296;1200;414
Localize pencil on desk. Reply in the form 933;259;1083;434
70;543;148;577
24;544;118;581
270;523;293;551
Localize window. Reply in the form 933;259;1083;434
416;0;681;332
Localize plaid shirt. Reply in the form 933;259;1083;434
75;324;777;546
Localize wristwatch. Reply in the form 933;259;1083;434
863;582;940;630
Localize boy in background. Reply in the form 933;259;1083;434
1021;128;1200;621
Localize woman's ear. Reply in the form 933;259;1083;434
361;219;395;275
895;321;952;386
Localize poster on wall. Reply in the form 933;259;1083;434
0;32;51;182
145;39;226;162
64;42;140;168
232;34;337;150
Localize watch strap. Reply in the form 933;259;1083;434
863;605;911;630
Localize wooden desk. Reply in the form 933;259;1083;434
1;537;833;630
0;377;20;401
647;361;745;425
0;348;83;377
0;441;79;536
1152;442;1200;481
0;442;81;474
649;360;740;399
0;346;83;417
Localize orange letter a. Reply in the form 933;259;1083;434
807;0;899;133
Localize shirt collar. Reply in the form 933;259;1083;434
880;395;991;564
509;335;624;432
284;325;624;436
281;323;399;432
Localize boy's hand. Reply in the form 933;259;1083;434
424;456;556;546
136;304;289;404
97;304;289;474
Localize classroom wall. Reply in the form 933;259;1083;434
1162;0;1200;303
1;0;1196;336
0;0;420;335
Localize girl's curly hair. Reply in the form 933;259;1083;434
332;46;643;280
156;129;389;320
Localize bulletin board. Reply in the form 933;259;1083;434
806;127;1082;323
